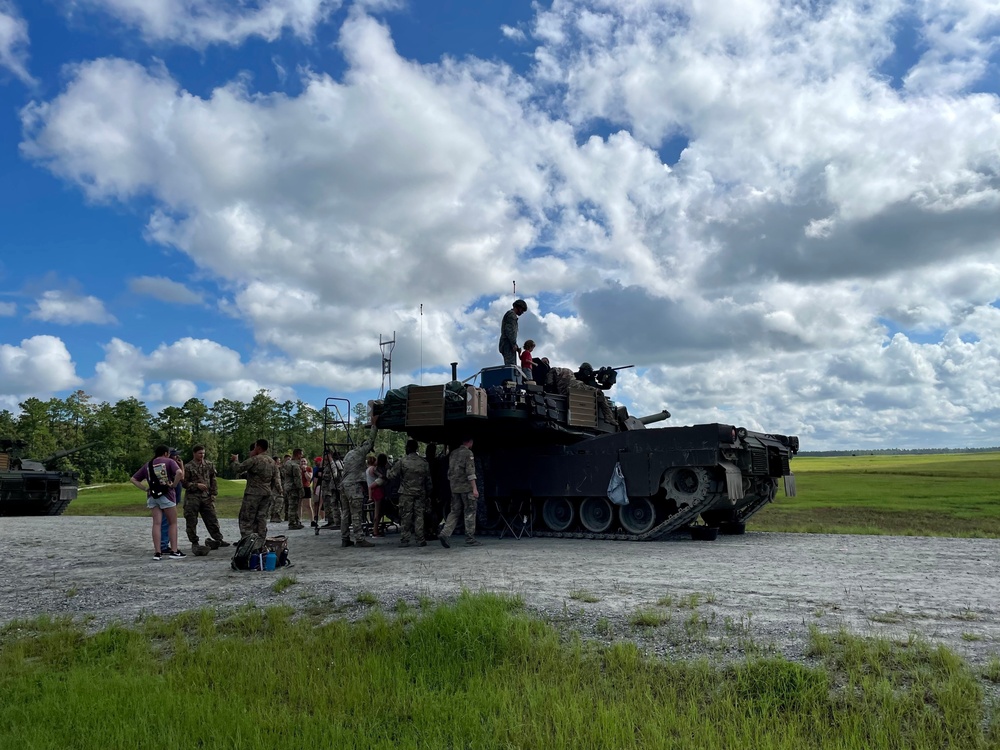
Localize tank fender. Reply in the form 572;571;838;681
719;460;745;501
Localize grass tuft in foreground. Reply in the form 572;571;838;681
0;593;996;749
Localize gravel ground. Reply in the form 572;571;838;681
5;516;1000;668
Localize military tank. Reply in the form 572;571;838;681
371;364;798;541
0;439;99;516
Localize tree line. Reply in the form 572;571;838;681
0;390;407;483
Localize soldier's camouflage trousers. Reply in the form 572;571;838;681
399;492;425;543
183;494;224;546
441;492;476;542
238;491;271;538
324;488;341;526
284;487;302;526
269;492;284;522
341;484;365;542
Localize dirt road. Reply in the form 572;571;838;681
5;517;999;664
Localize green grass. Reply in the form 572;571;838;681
630;608;669;628
271;575;297;594
72;479;248;517
751;452;1000;537
568;589;600;603
0;594;996;749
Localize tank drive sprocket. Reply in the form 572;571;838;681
662;466;711;508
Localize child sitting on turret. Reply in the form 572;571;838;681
520;340;536;381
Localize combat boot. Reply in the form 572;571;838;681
465;539;482;547
288;522;305;530
341;539;354;548
354;538;375;548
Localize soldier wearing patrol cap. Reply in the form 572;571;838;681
498;299;527;366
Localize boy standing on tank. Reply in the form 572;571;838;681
439;437;480;548
520;340;535;381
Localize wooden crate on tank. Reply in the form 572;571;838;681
0;452;8;471
567;389;597;428
406;385;446;427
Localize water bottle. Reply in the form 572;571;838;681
250;552;261;571
264;550;277;571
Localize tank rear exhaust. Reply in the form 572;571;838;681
451;362;458;381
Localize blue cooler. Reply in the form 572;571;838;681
481;366;522;390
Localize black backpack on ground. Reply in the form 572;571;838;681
231;534;264;570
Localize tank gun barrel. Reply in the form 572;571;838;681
637;410;671;425
37;439;103;466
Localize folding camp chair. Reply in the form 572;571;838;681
496;496;532;540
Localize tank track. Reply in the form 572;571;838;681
733;479;778;524
46;496;75;516
483;489;726;542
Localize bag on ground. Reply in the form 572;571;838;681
231;533;265;571
265;535;291;568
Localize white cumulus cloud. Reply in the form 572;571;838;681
28;290;117;325
0;1;33;84
0;335;82;395
66;0;340;47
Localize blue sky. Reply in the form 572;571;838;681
1;0;1000;449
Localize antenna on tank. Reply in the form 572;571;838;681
379;331;395;399
513;280;516;297
419;304;423;386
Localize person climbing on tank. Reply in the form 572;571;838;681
532;356;551;391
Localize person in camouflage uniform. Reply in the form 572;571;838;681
269;455;284;523
387;438;431;547
230;439;280;539
498;299;527;366
181;445;229;552
282;449;305;530
548;366;618;424
321;449;343;528
339;417;378;548
439;437;480;548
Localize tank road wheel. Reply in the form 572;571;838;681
579;496;614;533
662;467;710;508
541;497;575;532
619;497;656;535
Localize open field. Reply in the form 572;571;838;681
74;452;1000;538
2;593;996;749
73;479;247;517
752;452;1000;537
